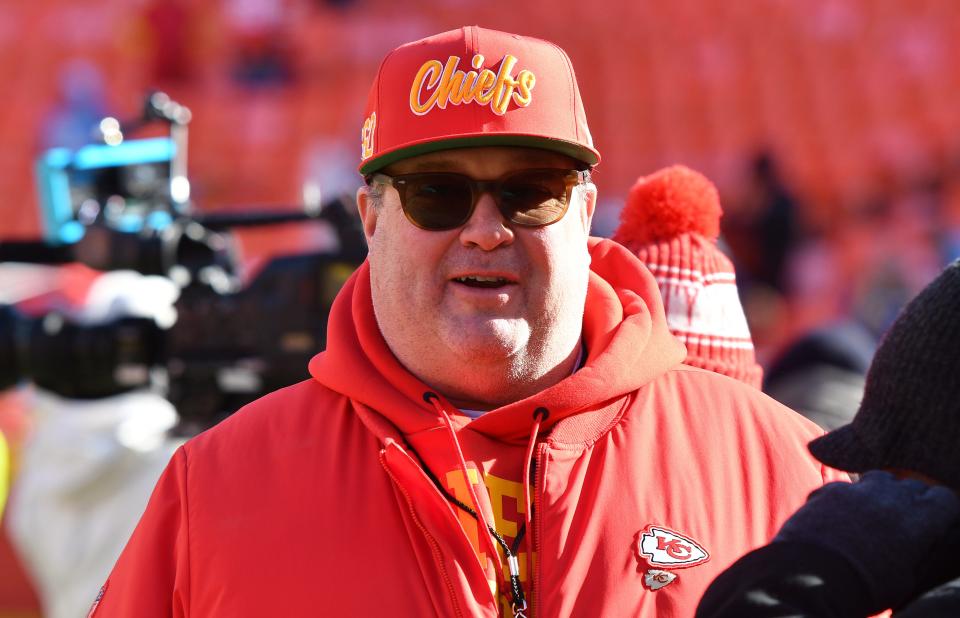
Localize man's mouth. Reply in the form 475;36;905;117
452;275;514;289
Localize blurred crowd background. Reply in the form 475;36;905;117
2;0;960;615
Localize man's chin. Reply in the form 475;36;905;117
441;318;529;362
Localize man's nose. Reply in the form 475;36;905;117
459;193;515;250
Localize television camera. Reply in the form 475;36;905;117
0;93;366;434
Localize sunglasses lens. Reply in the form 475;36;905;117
499;170;571;226
401;175;474;230
391;169;579;230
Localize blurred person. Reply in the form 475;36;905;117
224;0;295;86
748;152;800;292
723;151;800;294
697;260;960;617
772;193;932;428
782;206;914;337
942;165;960;262
764;320;877;430
143;0;194;85
313;0;357;9
41;59;111;151
880;179;943;300
301;136;360;209
613;165;763;388
6;272;182;618
93;27;841;617
0;429;7;519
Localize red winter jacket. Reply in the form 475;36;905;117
93;239;843;617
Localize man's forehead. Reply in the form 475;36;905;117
386;146;581;175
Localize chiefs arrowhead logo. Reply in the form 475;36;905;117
637;525;710;569
643;569;678;591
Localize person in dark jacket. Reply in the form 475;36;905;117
697;259;960;618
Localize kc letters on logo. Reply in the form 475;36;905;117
637;525;710;569
643;569;677;591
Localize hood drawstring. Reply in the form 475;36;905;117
421;392;546;618
523;407;547;563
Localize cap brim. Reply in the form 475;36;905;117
808;424;882;473
359;134;601;176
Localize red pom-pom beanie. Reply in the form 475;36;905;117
613;165;763;389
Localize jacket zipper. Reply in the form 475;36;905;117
380;452;465;618
532;442;548;618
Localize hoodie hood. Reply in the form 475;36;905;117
309;237;685;444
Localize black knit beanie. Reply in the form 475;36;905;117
808;260;960;490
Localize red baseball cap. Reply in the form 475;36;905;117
358;26;601;175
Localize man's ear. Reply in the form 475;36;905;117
356;186;379;242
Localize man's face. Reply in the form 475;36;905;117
357;146;596;408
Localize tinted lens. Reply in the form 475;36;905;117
498;169;571;226
399;174;474;230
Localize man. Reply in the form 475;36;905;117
93;27;842;617
0;429;7;519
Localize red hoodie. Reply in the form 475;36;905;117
92;239;842;617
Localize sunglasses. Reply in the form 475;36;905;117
366;168;591;231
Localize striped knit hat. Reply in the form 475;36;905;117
613;165;763;388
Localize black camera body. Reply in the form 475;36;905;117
165;246;361;433
1;94;366;433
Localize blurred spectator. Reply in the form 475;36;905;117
779;159;953;373
0;429;7;519
942;174;960;262
143;0;195;85
885;181;943;294
725;152;801;294
223;0;295;86
9;389;179;618
764;320;876;430
613;165;763;388
41;59;110;150
697;260;960;617
301;136;360;207
7;272;182;618
315;0;357;9
749;153;800;292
